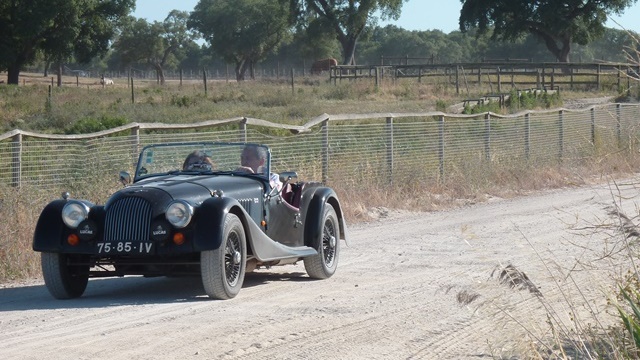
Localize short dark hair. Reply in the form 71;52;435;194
183;150;213;170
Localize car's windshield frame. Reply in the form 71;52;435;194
134;142;272;182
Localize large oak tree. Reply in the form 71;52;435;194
189;0;291;81
459;0;637;63
113;11;196;85
286;0;406;65
0;0;134;84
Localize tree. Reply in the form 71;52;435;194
459;0;637;63
189;0;292;81
0;0;134;84
113;11;197;84
286;0;406;65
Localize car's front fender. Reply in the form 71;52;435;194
192;197;234;251
32;199;97;253
32;200;68;252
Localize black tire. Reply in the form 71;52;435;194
304;204;340;279
201;213;246;299
41;252;89;299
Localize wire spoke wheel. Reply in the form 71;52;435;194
201;213;246;299
224;231;242;286
322;215;337;268
304;204;340;279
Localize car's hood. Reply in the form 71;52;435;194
116;174;264;205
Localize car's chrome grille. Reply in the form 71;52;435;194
104;197;152;242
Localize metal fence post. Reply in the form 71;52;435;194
438;115;445;180
524;113;531;159
11;133;22;188
484;113;491;161
616;103;622;148
386;117;394;185
590;107;596;147
558;110;564;160
322;119;329;184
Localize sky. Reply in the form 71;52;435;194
133;0;640;34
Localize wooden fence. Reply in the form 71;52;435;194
330;62;640;93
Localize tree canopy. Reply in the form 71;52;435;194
459;0;638;62
0;0;134;84
113;11;197;84
286;0;407;65
189;0;292;81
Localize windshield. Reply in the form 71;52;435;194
135;142;271;180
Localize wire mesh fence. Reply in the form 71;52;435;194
1;103;639;197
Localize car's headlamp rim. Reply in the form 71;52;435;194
61;201;90;229
165;200;193;228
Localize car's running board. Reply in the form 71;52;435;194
242;212;317;261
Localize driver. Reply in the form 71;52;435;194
236;145;282;191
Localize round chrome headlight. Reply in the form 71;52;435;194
165;200;193;228
62;201;90;229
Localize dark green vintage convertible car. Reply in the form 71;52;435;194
33;142;348;300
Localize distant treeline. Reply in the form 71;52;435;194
38;25;639;77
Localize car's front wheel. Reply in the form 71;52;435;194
304;204;340;279
201;213;247;299
41;252;89;299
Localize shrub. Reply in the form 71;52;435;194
65;115;128;134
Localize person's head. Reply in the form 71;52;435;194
183;151;214;171
240;145;267;173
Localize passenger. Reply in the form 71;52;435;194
236;145;282;191
183;150;214;171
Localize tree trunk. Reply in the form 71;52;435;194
44;59;50;77
558;39;571;63
339;36;358;65
235;59;250;81
539;32;571;63
155;68;166;85
56;62;62;87
7;64;21;84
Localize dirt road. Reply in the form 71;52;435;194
2;180;638;359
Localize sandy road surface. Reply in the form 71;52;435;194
2;179;640;359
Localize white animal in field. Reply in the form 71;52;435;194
100;76;114;85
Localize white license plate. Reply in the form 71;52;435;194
96;241;153;254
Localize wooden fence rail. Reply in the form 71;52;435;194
331;62;640;93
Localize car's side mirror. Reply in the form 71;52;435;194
119;171;131;186
279;171;298;184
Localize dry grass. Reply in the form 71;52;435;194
0;72;467;133
0;188;49;281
